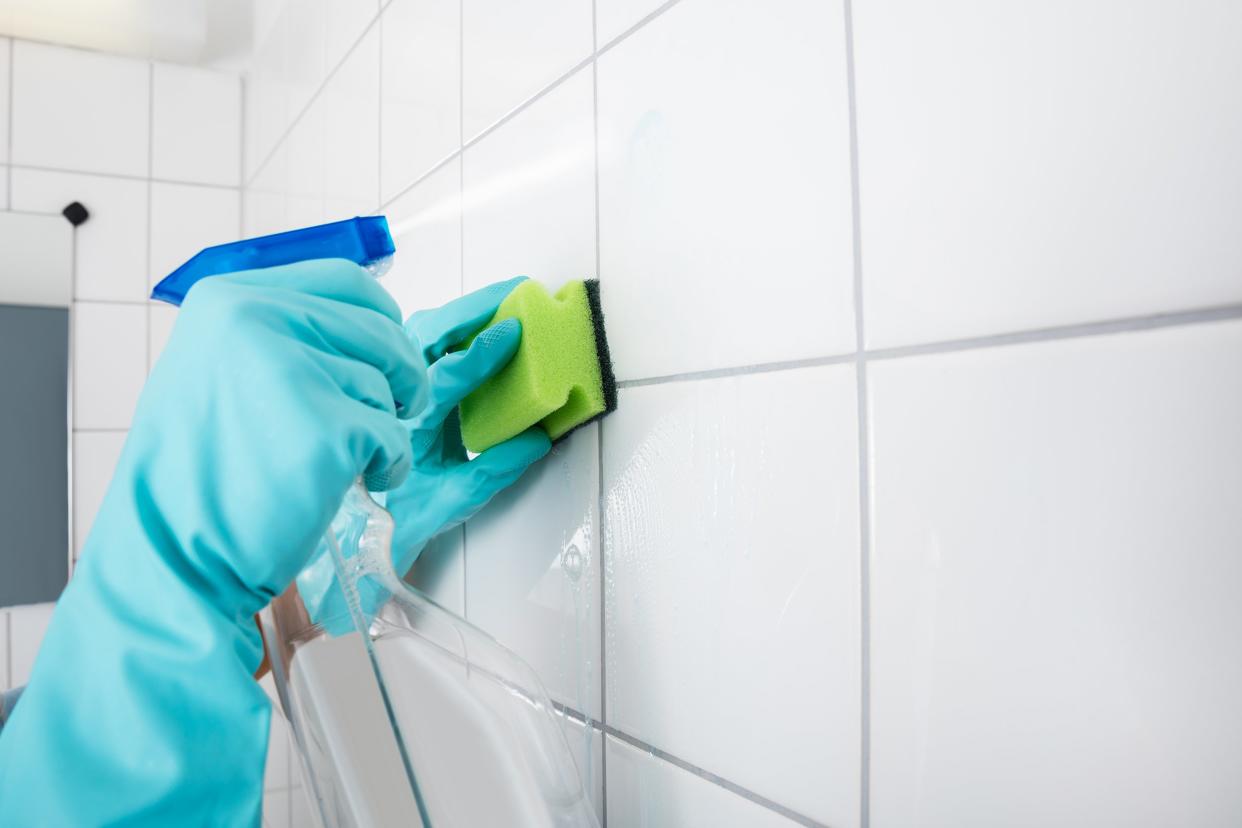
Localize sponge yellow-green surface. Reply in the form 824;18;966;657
460;278;616;453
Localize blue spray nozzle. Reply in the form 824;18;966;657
151;216;395;306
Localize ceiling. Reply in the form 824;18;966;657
0;0;254;67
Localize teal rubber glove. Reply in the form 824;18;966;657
0;259;424;826
297;277;550;625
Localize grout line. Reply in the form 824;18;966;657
618;352;860;389
69;298;153;308
866;304;1242;361
613;303;1242;390
589;1;608;822
841;0;870;824
7;38;14;207
553;701;829;828
458;0;468;620
8;161;241;191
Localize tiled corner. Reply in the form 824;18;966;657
606;737;801;828
603;366;862;827
379;0;460;203
148;304;179;371
465;423;601;719
8;603;55;686
383;157;462;319
9;169;149;302
868;320;1242;827
596;0;855;381
595;0;664;46
461;0;593;140
149;183;241;291
0;39;10;165
404;525;464;615
461;69;594;293
72;431;127;560
322;25;380;220
853;0;1242;348
324;0;379;74
152;64;242;187
73;303;147;431
10;41;149;177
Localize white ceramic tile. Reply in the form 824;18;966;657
606;737;799;828
262;789;290;828
595;0;662;46
245;188;289;239
9;603;55;686
596;0;855;380
148;304;179;371
284;96;325;227
604;367;861;826
868;320;1242;827
245;25;291;183
10;41;149;177
149;183;241;291
10;169;149;302
466;424;601;718
0;39;9;164
0;167;8;210
325;0;379;74
72;431;127;559
462;70;594;292
73;302;148;430
854;1;1242;348
384;157;461;319
281;0;328;129
322;25;380;220
152;64;242;186
379;0;459;202
560;714;604;820
404;525;464;615
461;0;592;139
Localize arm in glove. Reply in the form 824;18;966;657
296;278;550;625
0;259;424;826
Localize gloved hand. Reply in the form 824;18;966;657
296;277;550;625
0;259;424;826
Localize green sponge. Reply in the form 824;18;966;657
459;278;616;453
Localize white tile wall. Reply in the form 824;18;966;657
461;70;595;292
606;737;800;828
853;0;1242;348
10;41;149;177
461;0;592;139
152;65;242;187
10;169;149;302
384;157;462;318
72;431;127;560
379;0;460;202
149;182;242;290
247;0;1242;823
322;26;380;219
72;302;148;430
868;320;1242;827
604;368;861;826
596;0;855;380
467;424;601;718
0;39;10;165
